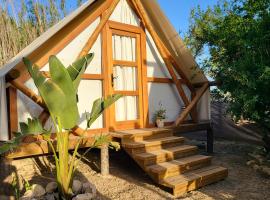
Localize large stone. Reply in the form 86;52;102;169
72;180;82;195
82;182;96;198
31;184;46;197
72;193;94;200
46;182;58;193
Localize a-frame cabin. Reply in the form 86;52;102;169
0;0;227;196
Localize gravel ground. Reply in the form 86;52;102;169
1;140;270;200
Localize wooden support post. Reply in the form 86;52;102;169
101;144;109;176
207;126;214;153
175;83;209;126
77;0;120;58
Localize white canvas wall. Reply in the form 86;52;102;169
146;30;192;123
77;80;103;129
110;0;140;26
17;17;104;130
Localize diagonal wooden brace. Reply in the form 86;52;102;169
175;82;209;126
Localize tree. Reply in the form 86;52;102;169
185;0;270;154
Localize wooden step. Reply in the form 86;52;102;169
162;165;228;197
122;136;185;153
146;155;212;181
134;145;198;166
119;128;173;142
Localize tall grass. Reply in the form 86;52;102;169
0;0;86;67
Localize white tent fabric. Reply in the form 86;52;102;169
0;76;9;141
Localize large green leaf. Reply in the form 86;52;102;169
0;118;49;154
24;58;66;118
67;53;94;91
87;94;122;128
49;56;79;128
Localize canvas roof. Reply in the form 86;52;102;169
0;0;207;84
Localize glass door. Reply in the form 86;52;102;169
108;28;143;130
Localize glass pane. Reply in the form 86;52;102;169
115;96;138;121
113;66;137;91
112;35;136;61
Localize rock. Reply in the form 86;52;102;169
72;193;94;200
31;184;46;197
20;190;33;200
246;160;256;166
72;180;82;195
82;182;96;198
45;193;55;200
46;182;58;193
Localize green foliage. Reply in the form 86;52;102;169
23;54;93;129
0;0;87;66
87;94;122;128
185;0;270;153
153;102;166;121
19;54;120;199
0;118;47;154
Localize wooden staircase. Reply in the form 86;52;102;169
115;128;228;197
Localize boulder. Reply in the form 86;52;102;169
72;180;82;195
46;182;58;193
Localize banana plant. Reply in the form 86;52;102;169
0;53;122;200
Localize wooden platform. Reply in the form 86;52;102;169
114;127;228;197
5;134;97;159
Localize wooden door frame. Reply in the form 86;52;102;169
104;20;147;131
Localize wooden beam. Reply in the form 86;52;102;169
77;0;120;58
175;83;209;126
5;134;98;159
38;110;50;126
9;79;46;108
130;0;197;121
108;20;142;34
147;77;188;84
41;72;104;80
7;87;18;137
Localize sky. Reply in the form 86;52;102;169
157;0;219;36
